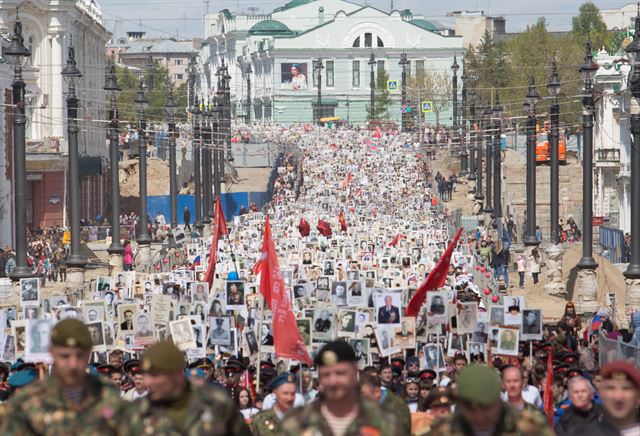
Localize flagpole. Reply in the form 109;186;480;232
255;294;265;392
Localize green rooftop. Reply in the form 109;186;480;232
249;19;295;36
409;19;439;32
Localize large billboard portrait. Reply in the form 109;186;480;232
281;63;308;90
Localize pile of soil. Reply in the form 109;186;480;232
120;158;170;197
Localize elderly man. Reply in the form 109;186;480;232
252;373;297;435
501;365;544;412
0;319;127;434
279;341;400;435
428;364;552;436
554;376;602;436
127;341;250;434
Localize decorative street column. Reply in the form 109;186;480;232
134;80;152;272
523;77;541;246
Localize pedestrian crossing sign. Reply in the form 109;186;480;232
387;80;398;91
421;101;433;113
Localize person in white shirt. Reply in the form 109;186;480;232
122;372;148;401
499;368;543;408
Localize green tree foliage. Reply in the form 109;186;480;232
367;68;392;121
572;1;614;51
408;66;451;125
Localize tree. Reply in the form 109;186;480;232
408;67;451;126
367;68;392;121
572;2;613;51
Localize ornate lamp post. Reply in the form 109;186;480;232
213;93;221;198
400;52;409;132
547;56;561;245
468;87;477;182
6;12;32;280
368;53;376;121
223;64;233;166
193;98;204;233
482;99;493;214
246;64;252;124
202;99;213;225
315;57;324;124
105;64;124;269
61;40;87;289
523;77;541;246
134;80;151;248
492;93;503;219
165;86;178;248
451;54;459;134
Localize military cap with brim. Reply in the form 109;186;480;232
97;364;118;375
425;386;454;409
601;360;640;388
124;359;141;373
268;372;297;391
314;341;357;367
51;319;93;349
141;341;186;373
418;369;437;380
456;364;502;406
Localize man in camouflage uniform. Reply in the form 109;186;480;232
251;372;297;435
279;341;401;436
0;319;128;435
126;341;251;435
359;373;412;435
427;364;553;436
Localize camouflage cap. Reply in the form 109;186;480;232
456;364;502;406
314;341;357;367
51;319;92;349
141;341;185;373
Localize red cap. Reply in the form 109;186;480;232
601;361;640;388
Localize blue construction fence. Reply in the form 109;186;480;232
146;192;271;225
599;226;627;264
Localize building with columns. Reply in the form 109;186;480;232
203;0;463;125
0;0;110;238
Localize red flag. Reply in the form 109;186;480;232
298;218;310;237
317;219;332;237
406;228;463;316
388;233;405;247
340;172;352;190
338;211;347;232
543;351;554;427
259;216;312;365
204;197;228;287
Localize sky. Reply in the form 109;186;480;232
97;0;635;39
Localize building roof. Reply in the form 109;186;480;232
409;19;439;32
274;0;316;13
122;38;196;55
249;19;295;36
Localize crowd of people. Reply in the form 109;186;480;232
0;125;637;435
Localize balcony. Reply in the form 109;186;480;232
595;148;620;167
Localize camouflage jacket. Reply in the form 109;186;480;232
251;407;281;436
0;374;126;436
381;391;412;436
427;403;554;436
278;396;401;436
126;381;251;436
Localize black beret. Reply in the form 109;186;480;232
314;341;357;367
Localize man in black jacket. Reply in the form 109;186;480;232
183;207;191;233
554;376;602;436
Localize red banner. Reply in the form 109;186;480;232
406;228;463;316
259;216;312;365
204;197;227;287
298;218;310;237
339;211;347;233
317;219;332;237
543;351;554;427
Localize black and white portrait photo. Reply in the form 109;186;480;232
209;317;232;346
423;343;445;370
25;319;52;361
313;308;334;341
521;309;542;340
20;278;39;304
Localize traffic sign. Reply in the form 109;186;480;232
387;80;398;91
421;101;433;113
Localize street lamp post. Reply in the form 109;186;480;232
193;98;204;233
315;57;324;124
368;53;376;121
492;93;503;219
468;88;477;182
216;67;225;186
523;77;541;246
202;100;212;226
246;64;252;125
400;52;409;132
223;64;233;167
483;100;493;214
61;40;87;289
6;12;32;280
213;93;221;198
547;56;561;245
105;64;124;270
474;95;483;202
134;79;152;248
451;54;459;134
165;85;178;248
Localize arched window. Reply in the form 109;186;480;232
352;36;360;48
377;36;384;47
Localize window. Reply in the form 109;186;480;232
326;60;334;87
352;36;360;48
352;60;360;87
312;60;320;87
364;33;372;48
377;37;384;48
415;60;425;75
377;60;385;74
175;59;183;65
174;73;183;80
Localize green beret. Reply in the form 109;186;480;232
141;341;185;373
456;364;501;405
51;319;92;349
268;372;296;391
314;341;357;367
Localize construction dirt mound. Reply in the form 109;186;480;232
119;158;170;197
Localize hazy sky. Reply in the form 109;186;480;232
98;0;634;39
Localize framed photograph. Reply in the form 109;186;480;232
337;309;356;337
20;278;39;304
87;321;105;351
103;321;115;347
472;320;489;344
349;338;370;367
1;335;15;362
260;323;274;346
23;304;40;320
82;304;105;323
393;317;416;349
426;292;448;324
134;313;155;346
97;276;112;293
226;281;245;308
423;343;445;370
447;332;467;357
169;318;196;351
312;307;334;342
497;328;519;356
296;318;312;347
503;297;524;326
192;282;209;304
209;317;232;346
457;302;478;334
3;305;17;328
331;281;347;306
245;330;259;355
470;342;486;362
489;305;504;326
346;280;365;306
521;309;542;340
25;319;52;361
117;304;137;333
375;292;402;326
193;324;205;349
293;282;309;299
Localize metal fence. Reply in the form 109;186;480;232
598;332;640;367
